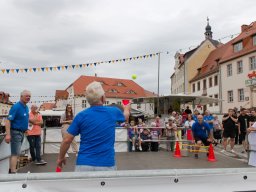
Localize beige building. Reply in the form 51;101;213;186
220;22;256;112
171;19;220;95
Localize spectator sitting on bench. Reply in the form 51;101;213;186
140;128;152;151
128;120;142;151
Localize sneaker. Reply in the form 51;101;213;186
230;149;236;153
139;146;142;151
132;146;135;151
241;150;246;153
35;160;47;165
194;154;199;159
220;149;226;153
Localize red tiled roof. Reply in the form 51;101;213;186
144;90;157;97
39;103;56;110
220;21;256;64
191;21;256;82
67;76;154;99
55;90;69;100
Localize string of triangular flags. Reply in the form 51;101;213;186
0;52;159;75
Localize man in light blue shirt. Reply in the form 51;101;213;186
57;82;130;171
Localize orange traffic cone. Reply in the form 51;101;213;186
208;143;216;162
174;141;181;158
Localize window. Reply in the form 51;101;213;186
250;56;256;70
117;82;125;87
238;89;244;102
108;89;118;93
117;101;122;105
214;75;218;86
253;35;256;46
137;103;141;109
227;64;232;77
227;90;233;103
209;77;212;88
214;94;219;106
203;79;207;89
104;101;109;105
197;81;200;91
234;41;243;52
209;95;213;107
82;100;86;108
126;90;136;94
192;83;195;92
237;60;243;74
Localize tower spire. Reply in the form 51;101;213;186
205;17;213;39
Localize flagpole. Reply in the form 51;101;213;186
157;52;161;115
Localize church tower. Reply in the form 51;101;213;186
204;17;213;39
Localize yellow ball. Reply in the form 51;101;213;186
132;74;137;80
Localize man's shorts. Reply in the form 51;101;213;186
223;129;236;139
10;129;24;156
194;137;211;146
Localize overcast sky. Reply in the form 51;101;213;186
0;0;255;103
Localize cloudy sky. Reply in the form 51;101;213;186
0;0;255;103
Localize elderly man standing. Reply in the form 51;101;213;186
57;82;130;171
192;115;213;159
5;90;31;174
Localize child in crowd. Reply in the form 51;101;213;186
213;115;222;144
150;122;161;151
140;128;152;151
128;120;142;151
166;119;177;152
137;118;145;134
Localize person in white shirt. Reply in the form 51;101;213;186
247;122;256;167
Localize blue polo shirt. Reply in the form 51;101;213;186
67;106;125;167
192;121;211;139
7;101;29;131
203;115;214;129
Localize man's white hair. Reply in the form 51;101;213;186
85;81;105;105
20;90;31;96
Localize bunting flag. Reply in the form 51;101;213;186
0;52;158;75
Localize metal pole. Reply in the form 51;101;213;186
42;120;46;155
157;52;161;115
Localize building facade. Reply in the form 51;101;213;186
55;75;156;116
220;22;256;112
171;19;220;95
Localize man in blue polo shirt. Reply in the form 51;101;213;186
57;82;130;171
5;90;31;173
192;114;213;159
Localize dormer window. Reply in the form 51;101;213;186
108;89;118;93
126;90;136;94
117;82;125;87
234;41;243;52
253;35;256;46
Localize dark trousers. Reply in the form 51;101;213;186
27;135;41;161
235;126;239;144
141;142;150;152
150;142;159;151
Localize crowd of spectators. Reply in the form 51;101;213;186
125;106;256;154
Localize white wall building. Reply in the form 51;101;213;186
219;22;256;112
55;75;155;116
